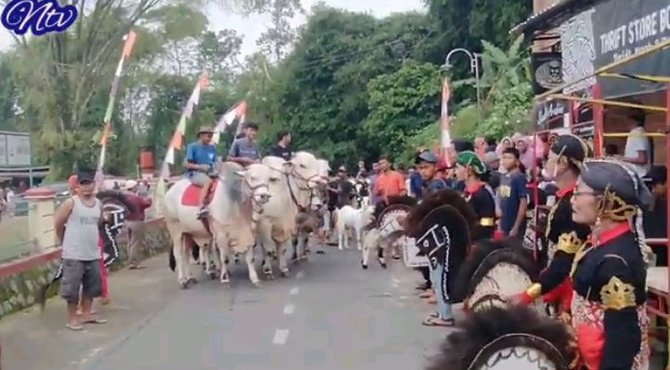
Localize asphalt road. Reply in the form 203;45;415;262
82;248;450;370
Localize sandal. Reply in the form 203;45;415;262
427;312;439;318
82;318;108;324
66;322;84;331
419;291;433;299
422;316;455;327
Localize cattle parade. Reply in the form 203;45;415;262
2;0;670;369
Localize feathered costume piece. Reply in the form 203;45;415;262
453;238;539;308
37;191;135;311
426;305;575;370
403;189;477;306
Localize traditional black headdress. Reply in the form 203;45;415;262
581;158;651;220
550;134;591;169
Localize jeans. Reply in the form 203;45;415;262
429;263;453;320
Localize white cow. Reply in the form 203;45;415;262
257;152;323;277
163;162;271;288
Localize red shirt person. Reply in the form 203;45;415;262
123;180;152;269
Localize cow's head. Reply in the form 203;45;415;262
288;152;325;189
235;163;271;206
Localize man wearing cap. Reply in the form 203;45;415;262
455;151;496;239
123;180;152;269
416;151;448;194
228;122;261;166
186;126;218;219
54;168;106;331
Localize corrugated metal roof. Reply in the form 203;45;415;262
509;0;602;37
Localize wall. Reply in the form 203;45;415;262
0;217;168;320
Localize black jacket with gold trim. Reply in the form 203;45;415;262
570;225;649;370
464;182;496;239
537;186;591;295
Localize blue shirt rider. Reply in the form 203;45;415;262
227;122;261;166
185;126;218;219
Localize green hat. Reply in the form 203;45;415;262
457;150;486;175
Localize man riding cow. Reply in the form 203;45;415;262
185;126;218;220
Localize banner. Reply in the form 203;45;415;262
535;100;569;129
531;52;563;95
562;0;670;97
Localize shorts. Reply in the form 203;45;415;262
189;172;210;187
60;259;103;303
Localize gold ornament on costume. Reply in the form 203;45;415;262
557;232;582;254
600;276;636;310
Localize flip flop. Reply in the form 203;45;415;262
419;291;433;299
422;317;455;327
82;318;108;324
66;323;84;331
427;312;439;318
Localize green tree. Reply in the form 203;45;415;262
363;60;441;159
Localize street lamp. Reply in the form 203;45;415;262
442;48;483;123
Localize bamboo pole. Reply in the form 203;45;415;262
535;38;670;101
546;94;668;112
599;72;670;83
602;132;666;138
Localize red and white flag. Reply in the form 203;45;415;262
212;101;248;144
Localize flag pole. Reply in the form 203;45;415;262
440;77;452;166
95;30;138;190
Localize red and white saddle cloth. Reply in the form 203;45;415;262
180;182;219;207
571;294;650;370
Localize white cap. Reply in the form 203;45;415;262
124;180;139;190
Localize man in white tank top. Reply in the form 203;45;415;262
54;169;106;331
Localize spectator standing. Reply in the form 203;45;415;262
368;162;381;205
623;109;652;177
498;148;528;238
373;155;406;205
269;130;292;161
123;180;153;269
53;169;107;331
644;165;667;265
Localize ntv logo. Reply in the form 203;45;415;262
1;0;78;36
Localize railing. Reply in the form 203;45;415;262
0;198;37;263
0;192;159;264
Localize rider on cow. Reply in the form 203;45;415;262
227;122;261;166
186;126;217;219
518;134;591;316
455;151;496;239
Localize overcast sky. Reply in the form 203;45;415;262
0;0;425;55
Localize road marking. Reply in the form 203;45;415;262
296;271;305;279
283;304;295;315
273;329;290;345
289;287;300;295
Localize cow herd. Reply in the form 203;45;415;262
161;151;332;288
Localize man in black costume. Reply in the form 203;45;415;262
454;150;496;239
519;134;591;315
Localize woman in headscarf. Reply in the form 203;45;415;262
566;159;651;370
